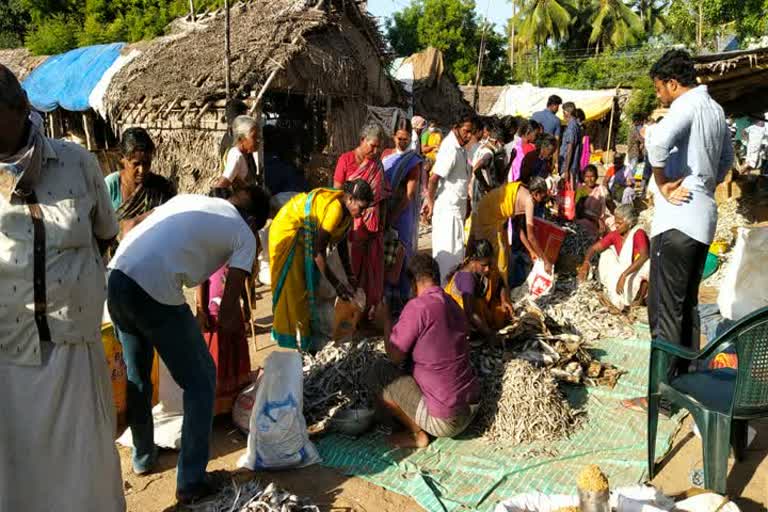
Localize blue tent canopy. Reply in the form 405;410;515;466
22;43;125;113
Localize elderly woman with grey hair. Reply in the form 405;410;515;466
0;65;126;510
578;203;650;310
333;123;390;316
216;114;260;189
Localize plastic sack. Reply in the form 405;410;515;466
232;369;263;434
675;493;740;512
557;181;576;221
495;486;674;512
237;351;320;470
527;259;555;299
717;226;768;321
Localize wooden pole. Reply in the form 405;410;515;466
510;0;515;70
224;0;231;99
188;0;196;22
606;87;619;151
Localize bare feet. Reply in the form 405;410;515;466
387;430;430;449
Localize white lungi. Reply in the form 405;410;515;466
0;342;126;512
432;204;466;285
597;226;650;309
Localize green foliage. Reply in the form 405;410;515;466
0;0;29;48
385;0;512;85
588;0;644;50
514;0;573;50
618;74;656;140
25;13;80;54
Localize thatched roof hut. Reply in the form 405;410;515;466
392;48;472;127
694;47;768;112
104;0;403;192
460;85;506;116
0;48;48;82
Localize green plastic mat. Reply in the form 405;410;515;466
316;326;684;512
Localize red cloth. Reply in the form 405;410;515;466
203;265;251;415
334;151;389;308
598;229;649;260
523;142;536;155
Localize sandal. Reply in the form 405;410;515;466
620;396;672;417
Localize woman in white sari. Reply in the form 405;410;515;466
578;204;650;310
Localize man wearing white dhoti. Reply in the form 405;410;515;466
0;65;125;512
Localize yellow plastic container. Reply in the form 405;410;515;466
101;322;159;417
709;240;729;256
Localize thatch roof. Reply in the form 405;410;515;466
105;0;399;119
460;85;506;116
694;46;768;109
0;48;48;82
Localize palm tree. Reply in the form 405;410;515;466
632;0;668;37
513;0;572;82
588;0;644;52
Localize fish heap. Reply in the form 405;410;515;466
713;197;755;246
537;276;637;342
557;221;596;258
189;480;319;512
469;355;584;445
302;339;388;431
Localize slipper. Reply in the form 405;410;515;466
620;397;673;417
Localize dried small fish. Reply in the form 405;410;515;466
188;480;319;512
557;220;596;257
469;355;584;446
302;339;388;431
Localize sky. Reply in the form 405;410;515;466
365;0;511;35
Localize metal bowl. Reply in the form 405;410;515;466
578;488;610;512
329;408;375;436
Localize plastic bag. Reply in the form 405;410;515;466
717;226;768;321
557;181;576;221
527;259;555;299
237;352;320;470
232;369;263;434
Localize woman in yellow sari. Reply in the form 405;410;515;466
270;180;373;350
444;239;515;340
469;176;551;284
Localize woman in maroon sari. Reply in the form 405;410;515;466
333;124;390;316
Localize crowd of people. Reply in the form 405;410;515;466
0;47;737;510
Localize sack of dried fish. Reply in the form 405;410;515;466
302;339;388;432
189;480;319;512
469;356;583;445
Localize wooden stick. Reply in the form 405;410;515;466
244;277;258;342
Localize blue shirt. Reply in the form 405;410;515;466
532;109;561;137
647;85;734;245
559;118;582;173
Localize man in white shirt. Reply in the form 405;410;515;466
216;115;260;189
645;49;733;375
107;185;269;504
422;115;477;283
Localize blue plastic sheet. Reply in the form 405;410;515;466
22;43;124;112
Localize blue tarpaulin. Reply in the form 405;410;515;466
22;43;125;112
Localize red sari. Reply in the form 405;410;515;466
334;151;390;308
202;265;251;415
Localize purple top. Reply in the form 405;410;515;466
453;271;477;296
390;286;479;418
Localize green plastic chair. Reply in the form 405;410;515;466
647;306;768;494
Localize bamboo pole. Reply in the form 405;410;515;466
189;0;195;22
224;0;231;99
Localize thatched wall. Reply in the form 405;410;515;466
461;85;506;116
694;47;768;110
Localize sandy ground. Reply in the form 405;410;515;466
122;230;768;512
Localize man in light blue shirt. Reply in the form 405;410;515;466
645;49;733;374
531;94;562;138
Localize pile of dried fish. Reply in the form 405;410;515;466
302;339;388;430
713;197;755;246
470;354;583;445
537;277;637;342
557;220;596;257
189;480;319;512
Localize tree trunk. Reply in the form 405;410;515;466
536;45;541;86
696;1;703;48
509;0;516;70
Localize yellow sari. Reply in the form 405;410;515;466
269;189;350;350
470;181;521;281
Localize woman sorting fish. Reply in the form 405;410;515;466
578;204;650;310
369;254;480;448
269;180;373;351
444;239;514;342
469;176;552;285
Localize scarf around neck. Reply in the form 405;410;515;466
0;111;45;202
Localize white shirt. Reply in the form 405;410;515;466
409;130;422;155
646;85;733;245
432;131;470;211
109;195;257;305
223;146;256;183
0;138;118;366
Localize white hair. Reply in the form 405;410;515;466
359;123;385;142
615;203;638;227
232;115;259;142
